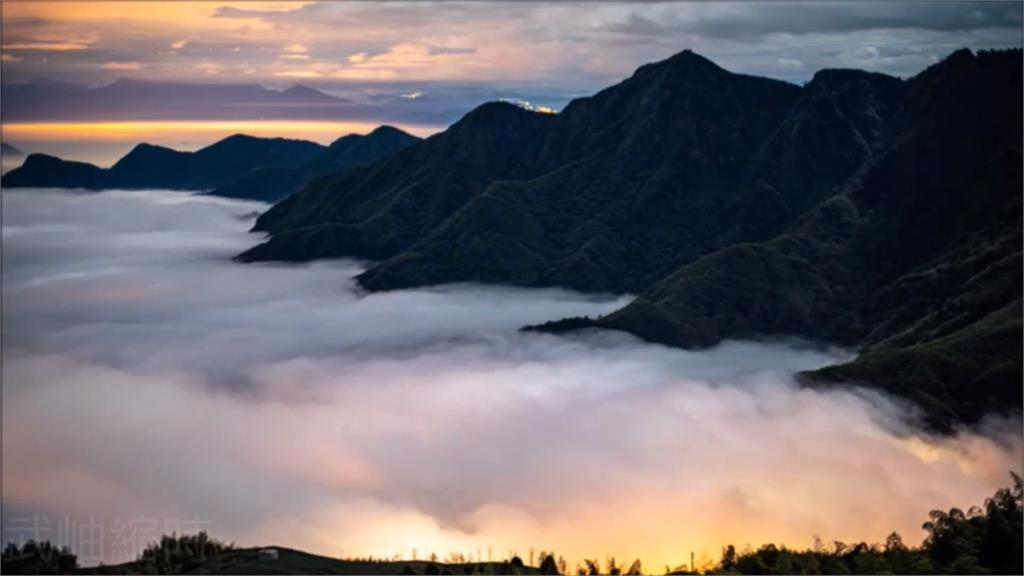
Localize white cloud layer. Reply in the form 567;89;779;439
2;189;1020;569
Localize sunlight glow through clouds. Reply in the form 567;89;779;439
3;2;1019;87
2;41;93;51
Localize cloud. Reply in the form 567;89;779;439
428;45;476;56
171;39;188;50
100;61;142;71
776;57;804;69
2;41;91;51
211;4;311;20
3;1;1020;88
274;69;321;78
2;189;1020;569
193;62;222;75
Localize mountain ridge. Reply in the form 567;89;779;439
241;47;1022;428
1;78;354;122
1;127;419;201
209;126;421;202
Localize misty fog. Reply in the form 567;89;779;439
2;189;1019;568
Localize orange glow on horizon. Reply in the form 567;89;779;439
4;120;442;145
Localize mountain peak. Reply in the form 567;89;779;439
221;133;259;142
2;142;25;157
282;84;346;102
445;101;556;141
618;48;731;90
368;125;410;138
283;84;320;94
127;142;174;154
653;48;723;73
945;47;975;63
462;100;543;120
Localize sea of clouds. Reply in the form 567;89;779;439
2;188;1019;569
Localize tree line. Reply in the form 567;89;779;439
3;474;1020;575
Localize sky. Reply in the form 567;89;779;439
2;188;1021;570
1;2;1022;165
3;1;1022;88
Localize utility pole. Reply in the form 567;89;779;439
690;552;695;574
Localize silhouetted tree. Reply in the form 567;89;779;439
712;475;1022;574
1;540;77;574
539;553;560;575
720;545;737;572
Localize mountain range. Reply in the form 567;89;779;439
209;126;420;202
1;79;357;121
0;127;419;201
240;48;1022;430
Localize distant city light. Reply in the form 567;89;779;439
499;98;558;114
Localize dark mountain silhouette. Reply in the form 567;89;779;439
209;126;421;202
2;134;325;191
240;48;1022;428
241;50;800;277
2;154;108;188
541;48;1022;430
2;127;418;200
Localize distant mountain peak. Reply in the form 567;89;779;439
461;100;545;121
2;142;25;157
283;84;320;95
368;125;411;137
281;84;347;102
127;142;174;153
221;133;260;143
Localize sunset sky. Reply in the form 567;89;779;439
2;1;1022;166
3;2;1021;89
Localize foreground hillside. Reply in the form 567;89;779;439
241;48;1022;429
